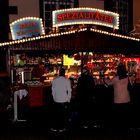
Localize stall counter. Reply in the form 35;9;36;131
27;84;52;107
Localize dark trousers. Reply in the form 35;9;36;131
111;102;131;129
131;103;140;128
78;100;93;126
51;102;69;130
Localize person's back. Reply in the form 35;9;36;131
51;68;71;132
77;68;95;102
104;64;131;129
112;76;130;104
52;76;71;103
76;67;95;128
105;64;130;104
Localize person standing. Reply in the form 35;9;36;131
31;62;47;82
51;68;72;132
17;53;26;66
104;64;131;129
76;67;95;128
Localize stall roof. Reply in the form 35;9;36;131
1;28;140;55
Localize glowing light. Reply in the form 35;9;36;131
10;17;45;40
0;27;139;48
53;7;119;29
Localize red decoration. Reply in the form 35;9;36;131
87;62;94;69
28;87;43;107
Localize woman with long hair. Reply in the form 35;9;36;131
104;64;131;129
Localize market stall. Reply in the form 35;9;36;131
0;8;139;110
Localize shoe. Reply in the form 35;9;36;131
58;128;66;132
50;128;57;132
93;124;100;128
82;125;88;129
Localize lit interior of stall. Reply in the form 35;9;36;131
123;57;140;82
10;51;140;86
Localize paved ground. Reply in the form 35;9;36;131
0;123;140;140
0;114;140;140
0;106;140;140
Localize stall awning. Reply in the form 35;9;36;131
2;28;140;55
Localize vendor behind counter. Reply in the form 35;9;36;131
16;53;26;67
31;62;47;82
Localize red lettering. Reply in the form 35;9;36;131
104;15;112;23
86;12;91;19
99;14;105;21
79;12;84;19
106;16;110;23
56;11;116;26
71;12;75;19
72;12;78;19
94;12;101;20
84;12;87;19
16;28;40;36
19;22;37;29
66;13;69;20
62;13;66;20
90;12;96;19
68;12;72;19
57;14;63;22
19;24;25;29
108;16;114;23
75;12;79;19
104;15;108;22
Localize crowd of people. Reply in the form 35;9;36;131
0;59;139;133
48;63;140;133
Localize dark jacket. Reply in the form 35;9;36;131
76;74;95;103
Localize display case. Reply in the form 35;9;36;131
10;52;63;84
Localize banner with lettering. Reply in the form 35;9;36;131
53;7;119;29
10;17;45;40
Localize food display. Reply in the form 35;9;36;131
10;52;140;86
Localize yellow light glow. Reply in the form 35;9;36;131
63;55;74;66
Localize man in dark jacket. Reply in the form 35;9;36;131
76;67;95;128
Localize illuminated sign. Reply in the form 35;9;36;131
53;7;119;29
10;17;45;40
63;55;74;66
